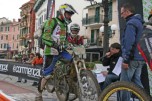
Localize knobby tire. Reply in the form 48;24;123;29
99;81;151;101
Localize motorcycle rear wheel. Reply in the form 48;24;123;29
54;67;69;101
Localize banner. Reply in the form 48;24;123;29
0;60;42;81
46;0;55;19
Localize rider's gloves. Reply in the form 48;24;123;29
52;42;59;49
52;42;64;52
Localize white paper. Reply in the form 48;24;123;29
112;57;123;76
92;64;109;73
96;73;106;83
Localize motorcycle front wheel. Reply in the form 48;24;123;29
78;70;101;101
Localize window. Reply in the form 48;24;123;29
8;27;9;31
17;35;19;39
1;35;3;40
4;43;6;49
86;52;100;62
91;30;94;43
0;27;3;32
16;44;18;49
6;35;8;40
92;53;100;61
13;35;14;40
86;53;91;62
95;7;100;23
5;26;9;31
96;29;100;44
13;43;14;49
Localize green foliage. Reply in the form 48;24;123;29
85;62;95;69
85;61;102;70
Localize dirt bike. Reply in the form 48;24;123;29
45;43;101;101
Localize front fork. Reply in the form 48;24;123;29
73;59;87;94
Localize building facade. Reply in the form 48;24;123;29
33;0;54;56
82;0;119;48
0;17;20;59
19;0;35;55
82;0;119;62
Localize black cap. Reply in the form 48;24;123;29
110;43;121;50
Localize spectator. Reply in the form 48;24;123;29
31;53;43;86
120;3;145;101
32;53;43;66
17;54;28;83
100;43;121;90
22;54;28;63
26;53;35;64
13;54;19;61
17;53;22;62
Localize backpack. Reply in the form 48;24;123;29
137;27;152;71
38;18;57;49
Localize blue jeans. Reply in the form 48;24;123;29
43;51;72;76
43;55;53;69
101;73;119;90
119;60;145;101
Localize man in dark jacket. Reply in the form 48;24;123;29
120;3;145;101
101;43;121;90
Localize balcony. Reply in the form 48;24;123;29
21;15;27;19
19;33;28;39
82;14;104;26
20;11;28;17
20;21;28;28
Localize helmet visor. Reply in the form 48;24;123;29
65;11;74;15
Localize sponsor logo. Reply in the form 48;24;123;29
0;64;8;72
13;65;41;78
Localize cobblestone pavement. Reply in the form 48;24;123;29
0;74;59;101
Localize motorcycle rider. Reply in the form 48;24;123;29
35;3;78;101
68;23;83;45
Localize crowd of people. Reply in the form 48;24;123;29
15;52;43;86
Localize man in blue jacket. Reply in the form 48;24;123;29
120;3;145;101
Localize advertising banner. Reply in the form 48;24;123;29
0;60;42;81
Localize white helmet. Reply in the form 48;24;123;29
70;23;80;31
59;4;78;24
70;23;80;36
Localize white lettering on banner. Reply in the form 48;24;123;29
13;65;41;77
0;64;8;72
